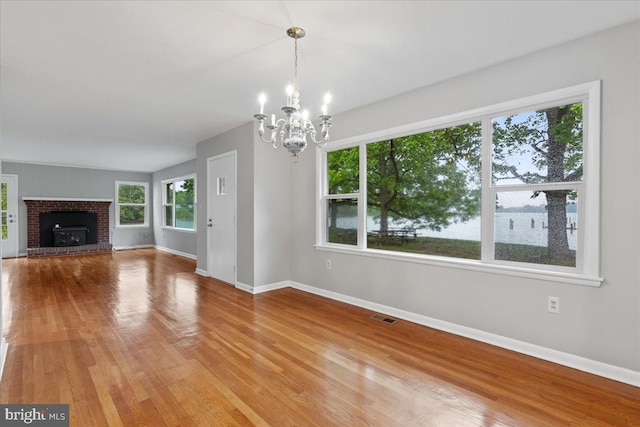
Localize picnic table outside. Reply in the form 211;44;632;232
368;228;418;240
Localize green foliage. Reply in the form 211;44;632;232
118;183;146;224
1;183;6;211
119;206;145;225
367;235;481;260
166;178;195;229
366;122;482;232
118;184;146;204
492;102;583;262
492;102;583;184
328;146;359;194
327;123;482;233
495;242;575;267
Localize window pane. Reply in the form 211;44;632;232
118;184;146;204
366;123;482;259
494;190;577;267
1;183;6;210
175;179;195;229
119;205;146;225
166;182;173;204
327;199;357;245
492;102;583;185
327;146;359;194
1;212;7;240
165;206;173;227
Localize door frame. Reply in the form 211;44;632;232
206;150;237;285
1;174;19;258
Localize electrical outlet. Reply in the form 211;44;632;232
547;296;560;314
326;259;331;270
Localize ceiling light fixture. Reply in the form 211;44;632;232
254;27;332;162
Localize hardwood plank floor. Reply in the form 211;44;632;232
1;249;638;426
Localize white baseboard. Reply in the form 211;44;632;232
114;244;155;251
235;281;289;295
195;268;209;277
154;245;197;260
285;280;640;387
235;282;253;293
0;339;8;383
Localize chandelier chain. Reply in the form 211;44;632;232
294;36;299;90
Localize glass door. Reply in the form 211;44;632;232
2;175;18;258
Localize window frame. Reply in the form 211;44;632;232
161;174;197;232
316;81;601;287
115;180;149;228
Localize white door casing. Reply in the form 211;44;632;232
1;175;19;258
206;151;237;285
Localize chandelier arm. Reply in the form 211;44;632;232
257;131;277;146
308;132;328;146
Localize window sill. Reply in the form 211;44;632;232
115;225;150;229
314;244;603;287
161;227;197;233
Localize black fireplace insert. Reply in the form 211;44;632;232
52;226;88;246
39;211;98;247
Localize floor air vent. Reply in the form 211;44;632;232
371;314;398;324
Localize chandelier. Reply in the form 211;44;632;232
254;27;332;162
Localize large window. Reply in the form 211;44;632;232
116;181;149;227
318;82;601;285
163;176;196;231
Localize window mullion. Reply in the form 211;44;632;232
358;143;367;249
317;149;327;246
172;187;176;228
481;116;494;262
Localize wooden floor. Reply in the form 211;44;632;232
0;249;638;426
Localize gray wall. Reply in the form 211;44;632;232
152;159;197;257
289;22;640;372
252;121;291;286
1;162;154;252
196;123;255;285
195;121;291;288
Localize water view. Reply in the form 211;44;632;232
337;212;578;250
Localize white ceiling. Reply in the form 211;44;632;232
1;1;639;173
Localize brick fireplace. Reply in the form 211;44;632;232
24;198;113;257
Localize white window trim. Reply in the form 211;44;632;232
115;180;149;228
316;81;602;287
161;174;197;232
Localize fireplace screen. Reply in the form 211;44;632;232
52;226;88;247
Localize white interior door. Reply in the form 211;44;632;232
207;151;236;285
1;175;19;258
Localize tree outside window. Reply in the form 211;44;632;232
492;103;582;267
163;177;195;231
116;181;148;227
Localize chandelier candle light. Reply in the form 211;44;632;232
254;27;333;162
